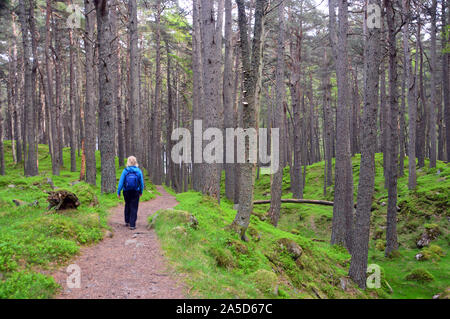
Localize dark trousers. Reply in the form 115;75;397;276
123;190;140;227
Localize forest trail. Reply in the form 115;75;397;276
52;186;185;299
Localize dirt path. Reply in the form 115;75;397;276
52;186;185;299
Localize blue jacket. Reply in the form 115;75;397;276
117;166;145;195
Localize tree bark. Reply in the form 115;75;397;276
128;0;140;158
232;0;266;240
95;0;117;193
224;0;235;201
429;0;438;168
200;0;223;200
84;0;97;185
329;0;354;252
385;0;399;256
348;0;380;289
269;0;286;227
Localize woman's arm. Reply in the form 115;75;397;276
139;169;145;195
117;169;126;196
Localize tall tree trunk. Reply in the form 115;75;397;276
224;0;235;201
269;0;286;227
232;0;266;240
95;0;117;193
443;0;450;162
200;0;223;200
152;0;163;184
349;0;380;289
0;102;4;175
385;0;399;256
128;0;140;158
18;0;38;176
403;0;416;189
84;0;97;185
329;0;354;252
69;28;77;172
429;0;438;168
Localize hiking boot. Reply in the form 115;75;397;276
125;223;130;227
129;226;136;230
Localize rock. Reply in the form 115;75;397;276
249;269;278;295
340;277;349;291
380;201;386;207
125;239;137;246
170;226;187;236
104;231;113;238
433;294;440;299
416;224;440;248
415;253;424;261
277;238;303;260
46;178;55;189
7;184;16;188
12;199;29;207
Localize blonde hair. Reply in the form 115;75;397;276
126;156;139;167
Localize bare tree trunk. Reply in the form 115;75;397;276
403;0;416;189
232;0;266;240
269;0;286;227
192;0;203;191
417;24;426;168
349;0;380;289
329;0;354;252
128;0;140;158
429;0;438;167
69;28;77;172
0;102;4;175
385;0;399;256
224;0;235;201
200;0;223;200
18;0;38;176
95;0;116;193
84;0;97;184
443;0;450;162
152;0;163;184
289;15;304;198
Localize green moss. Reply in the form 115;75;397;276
375;239;386;251
405;268;435;283
249;269;278;295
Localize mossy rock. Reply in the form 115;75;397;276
420;244;445;261
72;184;98;207
416;223;441;248
248;226;261;242
226;239;249;255
276;238;303;260
375;239;385;251
372;227;384;240
209;247;236;269
405;268;434;283
170;226;187;236
249;269;278;295
149;209;198;230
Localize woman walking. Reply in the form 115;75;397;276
117;156;145;230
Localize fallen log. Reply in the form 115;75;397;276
253;199;334;206
47;190;81;210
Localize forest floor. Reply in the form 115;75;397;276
52;186;185;299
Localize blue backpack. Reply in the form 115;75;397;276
124;170;140;191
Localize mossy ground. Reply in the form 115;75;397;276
251;153;449;299
149;195;374;299
152;153;448;299
0;141;156;298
